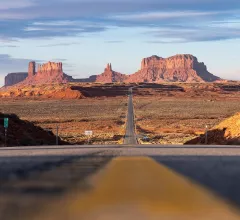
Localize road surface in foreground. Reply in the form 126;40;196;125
1;145;240;219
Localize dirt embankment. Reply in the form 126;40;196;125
185;112;240;145
0;85;84;100
0;113;68;147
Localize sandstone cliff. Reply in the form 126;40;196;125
4;73;28;86
126;54;220;83
19;61;74;85
28;61;36;77
95;63;127;83
74;55;220;83
3;54;221;86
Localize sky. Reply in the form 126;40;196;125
0;0;240;85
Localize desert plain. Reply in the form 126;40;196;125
1;82;240;146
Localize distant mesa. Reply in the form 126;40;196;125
19;61;75;85
5;72;28;87
3;54;222;87
127;54;220;83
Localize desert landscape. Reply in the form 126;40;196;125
133;83;240;144
0;84;129;146
1;54;240;146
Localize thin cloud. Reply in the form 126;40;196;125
0;0;239;42
0;45;18;48
146;25;240;42
105;40;124;43
0;0;34;10
111;10;226;21
0;54;42;75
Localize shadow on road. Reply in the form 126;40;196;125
154;156;240;207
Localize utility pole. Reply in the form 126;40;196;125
205;125;208;145
56;125;59;145
4;128;7;147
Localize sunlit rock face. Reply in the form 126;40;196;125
126;54;220;83
95;63;128;83
19;61;74;85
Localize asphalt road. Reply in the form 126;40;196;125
1;145;240;219
124;88;138;145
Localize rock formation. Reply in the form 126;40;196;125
95;63;127;83
3;54;221;86
0;112;68;146
28;61;36;78
126;54;220;83
19;61;74;85
4;73;28;86
70;55;220;83
37;62;63;74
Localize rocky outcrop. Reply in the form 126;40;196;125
19;61;75;85
127;54;220;83
72;55;220;83
37;62;63;74
95;63;127;83
4;73;28;87
185;112;240;145
3;54;221;86
0;112;68;146
28;61;36;78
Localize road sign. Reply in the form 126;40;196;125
85;130;93;136
4;118;8;128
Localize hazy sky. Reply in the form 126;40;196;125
0;0;240;85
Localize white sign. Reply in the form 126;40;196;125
85;131;93;136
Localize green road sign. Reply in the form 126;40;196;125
4;118;8;128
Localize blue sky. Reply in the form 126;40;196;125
0;0;240;85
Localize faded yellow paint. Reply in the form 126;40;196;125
36;157;240;220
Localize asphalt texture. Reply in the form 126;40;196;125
1;145;240;219
124;88;138;145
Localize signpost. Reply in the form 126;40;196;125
4;118;8;147
85;131;93;144
4;118;8;128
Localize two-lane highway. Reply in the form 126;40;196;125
124;87;138;145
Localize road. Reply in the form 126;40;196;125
1;145;240;219
124;87;138;145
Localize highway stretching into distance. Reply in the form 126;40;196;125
1;88;240;219
124;87;138;145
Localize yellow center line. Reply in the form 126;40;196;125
37;157;240;220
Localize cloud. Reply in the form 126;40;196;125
0;0;34;10
0;0;239;42
38;42;81;47
105;40;124;43
0;54;42;75
111;10;226;21
146;25;240;43
0;45;18;48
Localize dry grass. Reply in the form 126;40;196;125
0;97;127;145
134;95;240;144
